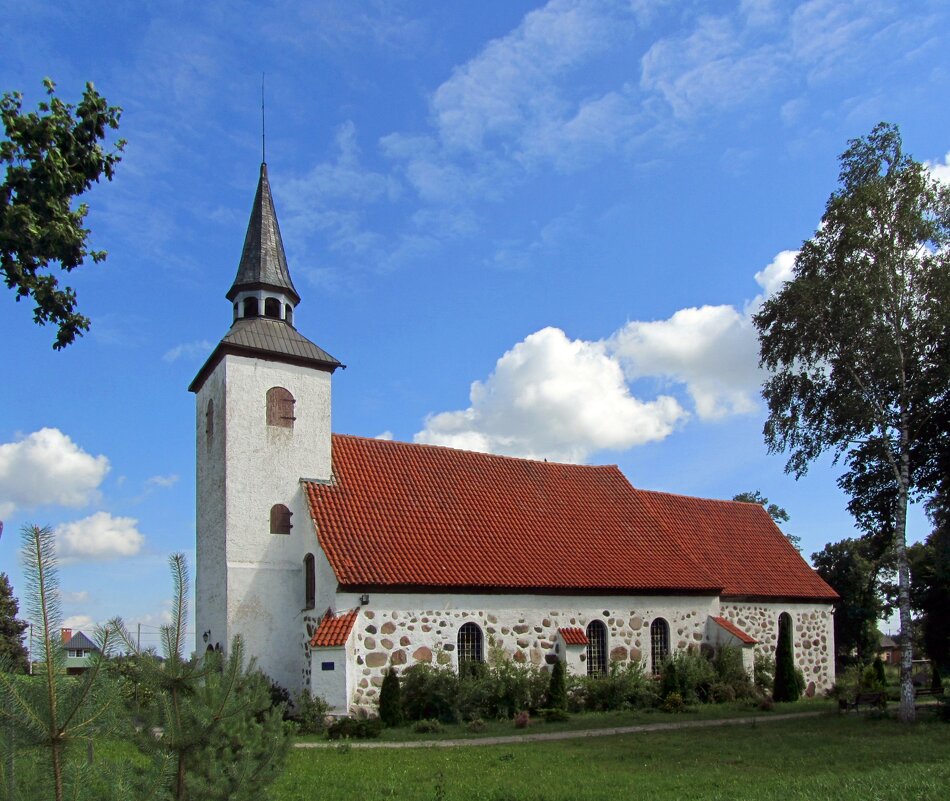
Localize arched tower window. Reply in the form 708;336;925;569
243;297;259;317
586;620;607;677
264;297;281;319
303;554;315;610
650;618;670;675
457;622;483;669
205;398;214;446
285;305;293;326
270;504;292;534
266;387;295;428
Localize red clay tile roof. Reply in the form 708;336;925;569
637;490;837;601
304;435;837;601
711;616;757;644
559;627;589;646
309;608;358;647
306;435;720;595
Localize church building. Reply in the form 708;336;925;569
190;163;838;714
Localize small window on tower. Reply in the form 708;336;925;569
264;297;280;318
266;387;295;428
304;553;316;610
205;399;214;446
243;297;259;317
270;504;292;534
285;305;293;326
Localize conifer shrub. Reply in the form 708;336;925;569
546;659;567;710
379;666;403;726
773;615;802;702
872;657;887;687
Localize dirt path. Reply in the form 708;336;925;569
294;710;827;749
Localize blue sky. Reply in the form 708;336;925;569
2;0;948;651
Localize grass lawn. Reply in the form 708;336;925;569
274;709;950;800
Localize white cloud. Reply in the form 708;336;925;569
163;340;212;363
374;431;394;441
415;326;687;463
416;251;802;460
62;615;96;633
146;474;179;489
55;512;146;561
926;152;950;184
61;590;90;604
609;305;761;420
0;429;109;517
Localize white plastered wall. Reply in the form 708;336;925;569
195;352;332;698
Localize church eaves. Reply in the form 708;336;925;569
226;162;300;305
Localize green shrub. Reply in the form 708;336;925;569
379;667;403;727
773;616;801;703
712;645;754;699
661;650;716;704
753;653;774;694
661;692;686;713
546;659;567;710
872;657;887;687
293;691;330;735
467;718;486;733
413;719;444;734
579;661;654;711
541;708;570;722
456;659;548;721
710;682;736;703
327;717;383;739
401;664;459;723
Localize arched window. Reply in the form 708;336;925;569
243;297;259;317
586;620;607;677
285;305;293;326
303;554;315;610
233;303;239;321
264;297;281;319
270;504;292;534
650;618;670;675
205;398;214;446
457;622;483;668
266;387;295;428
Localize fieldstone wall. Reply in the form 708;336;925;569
720;601;835;694
336;592;720;713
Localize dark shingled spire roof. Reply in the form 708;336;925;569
226;163;300;305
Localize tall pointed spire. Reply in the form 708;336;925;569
226;163;300;306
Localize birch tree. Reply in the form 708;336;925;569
754;122;950;722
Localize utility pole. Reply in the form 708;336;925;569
137;622;141;652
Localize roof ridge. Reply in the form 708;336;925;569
329;432;622;471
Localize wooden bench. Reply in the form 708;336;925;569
838;691;886;712
914;686;942;706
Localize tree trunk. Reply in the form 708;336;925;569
896;438;916;723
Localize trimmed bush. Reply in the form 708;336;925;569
872;657;887;687
712;645;754;700
379;666;403;727
546;659;567;710
773;615;801;702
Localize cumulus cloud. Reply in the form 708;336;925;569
55;512;146;561
415;326;687;463
61;590;90;604
374;431;394;441
415;251;803;461
0;429;109;517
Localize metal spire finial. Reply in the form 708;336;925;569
261;72;266;164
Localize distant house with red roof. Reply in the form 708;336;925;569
190;164;838;714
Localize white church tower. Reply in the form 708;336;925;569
189;163;341;695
